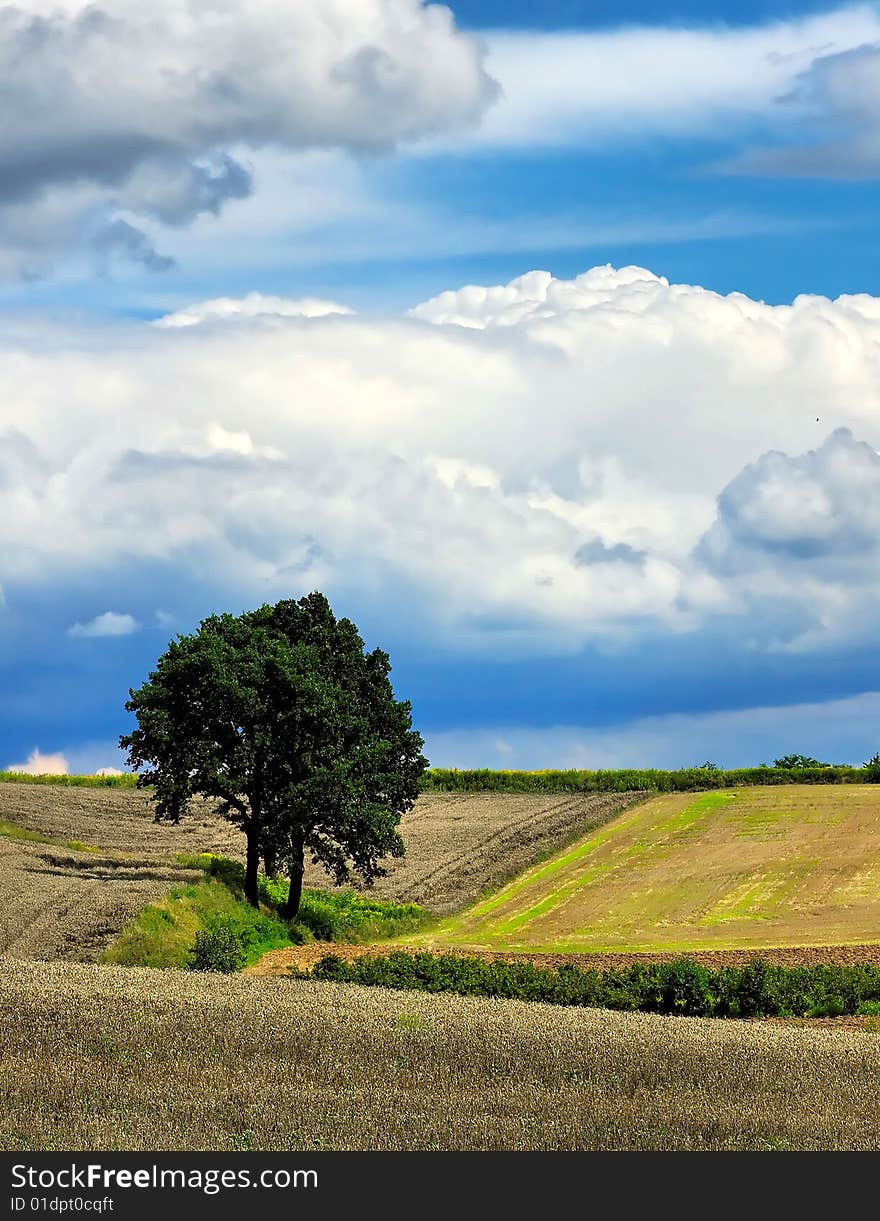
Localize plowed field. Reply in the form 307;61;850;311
0;782;643;959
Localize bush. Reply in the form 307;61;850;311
256;873;425;942
310;952;880;1019
189;923;247;973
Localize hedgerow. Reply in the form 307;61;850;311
309;951;880;1019
3;762;879;793
419;765;879;793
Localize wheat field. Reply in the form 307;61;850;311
1;958;878;1152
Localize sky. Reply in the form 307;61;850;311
3;0;880;773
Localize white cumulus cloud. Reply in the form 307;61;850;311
5;748;69;775
155;293;354;328
67;612;140;639
3;263;880;659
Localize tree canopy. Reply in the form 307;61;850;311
120;592;427;915
772;754;829;769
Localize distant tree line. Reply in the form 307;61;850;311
421;760;880;794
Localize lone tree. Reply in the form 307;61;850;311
120;592;427;917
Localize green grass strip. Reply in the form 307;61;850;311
0;821;103;853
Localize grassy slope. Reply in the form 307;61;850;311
428;786;880;953
100;855;426;969
2;958;879;1151
101;877;292;969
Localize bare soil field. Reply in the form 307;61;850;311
2;958;879;1151
0;838;195;962
0;782;643;960
304;789;646;912
0;785;241;962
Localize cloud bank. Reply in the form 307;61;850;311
732;40;880;178
3;263;880;668
442;6;880;150
425;690;880;771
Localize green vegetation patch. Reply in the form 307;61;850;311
2;762;876;794
0;820;54;844
420;765;874;794
183;853;426;943
310;951;880;1020
0;772;139;788
106;852;427;970
102;878;290;970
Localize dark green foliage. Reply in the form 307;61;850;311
121;591;427;912
862;753;880;783
184;852;425;943
772;755;829;769
189;923;247;973
4;762;873;795
419;765;870;794
309;952;880;1019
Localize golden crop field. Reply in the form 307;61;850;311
430;785;880;953
2;958;879;1152
0;781;642;959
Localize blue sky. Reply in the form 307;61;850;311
3;0;880;773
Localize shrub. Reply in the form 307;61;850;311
257;872;425;942
189;923;247;973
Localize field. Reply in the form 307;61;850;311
0;781;642;959
3;780;880;1153
2;958;879;1152
0;784;241;961
429;785;880;954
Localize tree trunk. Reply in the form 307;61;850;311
285;847;305;921
244;827;260;908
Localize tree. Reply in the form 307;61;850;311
120;592;427;915
772;754;829;769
